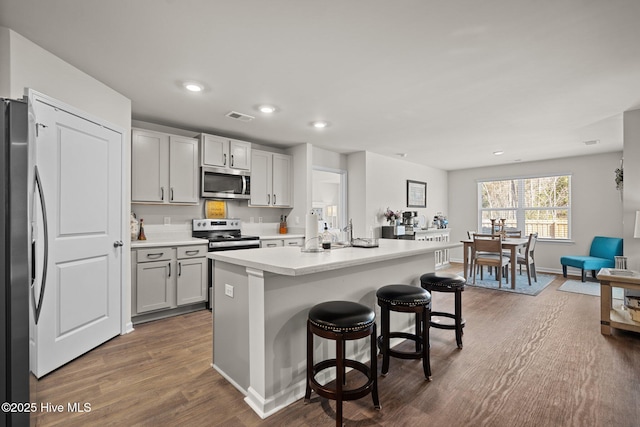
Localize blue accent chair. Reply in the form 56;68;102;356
560;236;623;282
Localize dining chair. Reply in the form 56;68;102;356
472;234;509;286
505;230;522;238
514;233;538;285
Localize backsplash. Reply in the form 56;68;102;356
132;199;292;226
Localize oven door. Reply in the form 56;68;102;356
201;167;250;199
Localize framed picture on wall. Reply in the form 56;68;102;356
407;180;427;208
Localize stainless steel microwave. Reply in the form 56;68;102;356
201;167;251;199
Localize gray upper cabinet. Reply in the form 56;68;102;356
131;128;199;204
200;133;251;170
250;149;292;207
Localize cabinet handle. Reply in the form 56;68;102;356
146;253;164;259
170;187;174;201
178;262;182;277
185;250;200;256
231;154;234;167
223;153;227;166
287;241;299;246
267;243;277;247
267;194;270;204
160;187;164;201
168;263;171;277
273;194;276;205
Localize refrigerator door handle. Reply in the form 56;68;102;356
30;165;48;325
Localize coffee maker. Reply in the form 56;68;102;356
402;211;418;235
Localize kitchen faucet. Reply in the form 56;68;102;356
343;219;353;244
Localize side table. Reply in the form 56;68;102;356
597;268;640;335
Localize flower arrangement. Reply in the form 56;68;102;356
615;166;623;191
384;208;401;224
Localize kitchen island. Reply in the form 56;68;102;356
208;238;461;418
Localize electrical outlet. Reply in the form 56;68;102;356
258;217;263;223
163;216;171;225
224;284;234;298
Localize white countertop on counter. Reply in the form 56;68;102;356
130;224;208;249
131;236;208;249
209;238;461;276
414;228;451;233
258;233;305;240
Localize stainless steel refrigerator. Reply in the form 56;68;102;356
1;98;30;427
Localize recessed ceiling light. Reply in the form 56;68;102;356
183;82;203;92
312;121;329;129
259;105;277;113
493;150;504;156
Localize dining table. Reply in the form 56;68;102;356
461;237;529;289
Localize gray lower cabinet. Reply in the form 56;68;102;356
132;244;207;323
176;246;207;306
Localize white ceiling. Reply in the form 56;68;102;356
2;0;639;170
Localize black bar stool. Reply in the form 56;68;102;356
304;301;380;427
376;284;432;380
420;272;466;349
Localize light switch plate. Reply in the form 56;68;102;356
224;284;234;298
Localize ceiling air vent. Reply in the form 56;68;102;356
225;111;255;122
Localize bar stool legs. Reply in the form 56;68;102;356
305;301;380;426
376;284;432;381
420;272;466;349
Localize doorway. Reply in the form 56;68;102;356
312;167;347;235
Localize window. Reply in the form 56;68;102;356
478;174;571;240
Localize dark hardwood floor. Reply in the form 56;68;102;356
31;263;640;426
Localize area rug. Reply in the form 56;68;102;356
558;280;624;299
457;271;555;296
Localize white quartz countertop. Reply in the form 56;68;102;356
259;233;305;240
131;237;208;249
209;238;461;276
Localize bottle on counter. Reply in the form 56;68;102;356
322;223;332;249
279;215;288;234
138;218;147;241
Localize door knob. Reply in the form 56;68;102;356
113;240;124;248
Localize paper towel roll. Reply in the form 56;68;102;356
305;213;319;250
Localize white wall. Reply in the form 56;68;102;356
3;28;131;130
448;152;624;274
347;151;449;238
623;109;640;271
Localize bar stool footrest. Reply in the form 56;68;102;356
377;332;426;360
309;359;376;402
430;311;466;330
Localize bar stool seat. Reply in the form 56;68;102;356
420;272;466;349
305;301;380;427
376;284;432;380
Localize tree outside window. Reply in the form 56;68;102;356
479;175;570;240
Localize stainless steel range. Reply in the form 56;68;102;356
192;218;260;309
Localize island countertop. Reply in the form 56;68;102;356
208;238;460;276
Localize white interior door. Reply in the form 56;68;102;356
29;95;122;378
